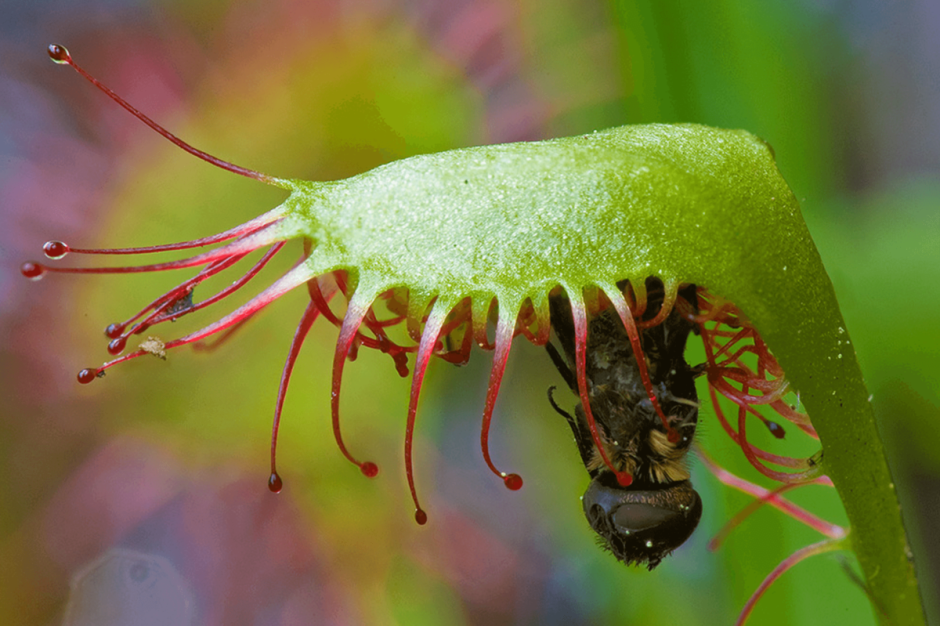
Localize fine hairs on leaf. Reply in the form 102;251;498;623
23;44;925;625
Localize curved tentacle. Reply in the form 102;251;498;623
268;279;339;493
635;279;678;330
628;279;648;318
479;307;523;490
80;259;315;379
331;287;381;478
471;296;496;350
708;385;818;478
268;300;323;492
735;539;846;626
404;299;453;525
568;287;633;487
604;284;679;442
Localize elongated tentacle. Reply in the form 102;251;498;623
636;281;678;330
177;243;285;320
43;208;284;259
737;392;820;482
518;294;551;346
331;289;380;478
735;539;845;626
107;254;247;352
269;301;321;492
568;289;633;487
26;220;286;278
110;243;286;354
707;476;838;551
694;448;842;540
479;309;523;490
268;279;339;493
471;297;496;350
630;278;648;318
708;385;818;476
404;300;452;525
604;285;680;442
47;44;285;186
78;259;315;380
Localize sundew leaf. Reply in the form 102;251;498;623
278;123;922;624
30;45;924;624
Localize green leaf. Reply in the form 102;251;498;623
273;123;925;624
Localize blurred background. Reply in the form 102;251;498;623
1;1;938;624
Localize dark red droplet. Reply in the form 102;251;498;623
393;353;410;378
105;323;125;339
42;240;69;259
360;462;379;478
107;337;127;355
414;509;428;525
616;471;634;487
268;472;283;493
666;429;681;444
77;368;97;384
47;44;71;64
20;262;45;280
503;473;523;491
767;421;785;439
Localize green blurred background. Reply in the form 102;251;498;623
1;1;937;624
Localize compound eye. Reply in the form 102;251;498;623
582;474;702;568
612;503;678;533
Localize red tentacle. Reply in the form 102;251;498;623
48;44;279;185
570;293;633;487
735;539;844;626
404;301;451;525
43;210;283;258
112;243;286;353
26;220;285;278
629;279;648;318
606;287;680;442
472;298;496;350
331;293;380;478
636;283;677;330
269;298;326;493
78;260;313;381
518;296;551;347
479;312;523;490
696;448;844;545
708;385;814;474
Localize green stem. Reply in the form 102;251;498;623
690;186;925;625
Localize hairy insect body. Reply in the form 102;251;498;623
548;284;703;569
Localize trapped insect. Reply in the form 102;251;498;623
23;44;866;623
547;282;703;569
